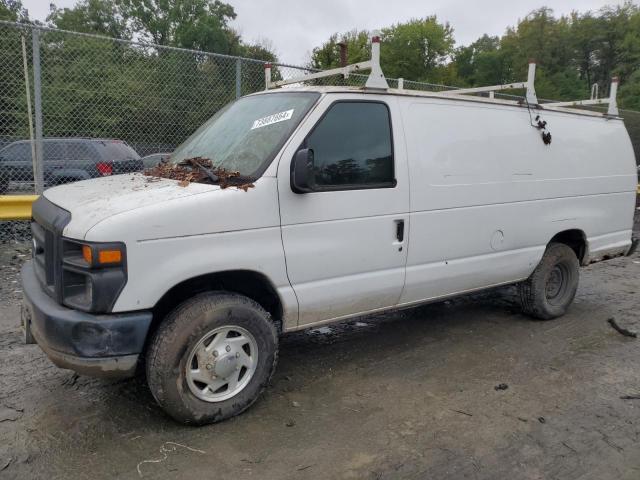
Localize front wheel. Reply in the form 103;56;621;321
146;292;278;425
519;242;580;320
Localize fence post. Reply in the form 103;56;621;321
31;28;44;195
235;58;241;99
21;35;37;188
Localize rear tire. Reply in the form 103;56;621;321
519;242;579;320
146;292;278;425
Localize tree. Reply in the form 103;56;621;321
569;11;601;89
0;0;27;21
0;1;30;143
309;30;370;70
116;0;239;53
454;34;505;86
37;0;280;155
47;0;278;59
47;0;130;38
451;4;640;101
309;17;455;83
619;70;640;110
380;17;455;82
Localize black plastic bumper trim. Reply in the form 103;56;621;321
22;261;152;376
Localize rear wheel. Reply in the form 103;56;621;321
519;242;579;320
146;292;278;425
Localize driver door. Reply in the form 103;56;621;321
277;95;410;327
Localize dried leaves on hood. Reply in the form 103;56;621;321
143;157;255;191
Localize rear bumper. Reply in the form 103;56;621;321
21;261;152;378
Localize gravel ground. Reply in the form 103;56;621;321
0;211;638;480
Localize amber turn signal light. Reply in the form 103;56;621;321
98;249;122;265
82;245;92;264
81;245;122;266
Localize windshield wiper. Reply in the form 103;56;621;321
189;159;219;183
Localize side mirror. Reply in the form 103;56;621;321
291;148;314;193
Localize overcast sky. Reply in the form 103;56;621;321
22;0;630;65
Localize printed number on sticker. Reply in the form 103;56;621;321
251;109;294;130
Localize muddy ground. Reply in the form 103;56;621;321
0;213;639;480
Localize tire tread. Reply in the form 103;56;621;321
519;242;579;320
146;291;278;425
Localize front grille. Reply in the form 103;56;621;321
31;221;54;296
31;197;71;303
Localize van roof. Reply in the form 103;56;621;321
251;86;619;120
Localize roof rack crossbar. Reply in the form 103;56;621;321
267;60;373;89
440;82;527;96
442;61;538;104
543;78;619;116
265;32;388;90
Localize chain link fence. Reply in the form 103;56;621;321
1;20;639;241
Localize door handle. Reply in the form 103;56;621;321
395;220;405;242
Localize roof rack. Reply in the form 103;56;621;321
541;78;618;116
264;34;620;117
265;32;388;90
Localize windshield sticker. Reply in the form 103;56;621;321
251;109;294;130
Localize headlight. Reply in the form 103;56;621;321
62;239;127;313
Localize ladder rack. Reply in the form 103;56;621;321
264;33;620;117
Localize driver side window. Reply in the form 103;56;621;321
305;101;394;190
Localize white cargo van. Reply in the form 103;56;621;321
21;37;638;424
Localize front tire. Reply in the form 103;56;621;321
519;242;579;320
146;292;278;425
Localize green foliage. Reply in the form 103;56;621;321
310;4;640;107
116;0;239;53
310;17;454;83
619;70;640;111
47;0;130;38
454;35;505;86
26;0;279;152
380;17;454;83
36;29;242;153
0;24;30;142
46;0;276;58
0;0;27;21
451;3;640;104
310;30;370;70
621;110;640;161
0;0;280;152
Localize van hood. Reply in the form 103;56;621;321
43;173;217;238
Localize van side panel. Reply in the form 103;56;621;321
399;98;636;305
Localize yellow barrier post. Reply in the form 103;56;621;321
0;195;39;221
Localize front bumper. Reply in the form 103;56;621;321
21;261;152;378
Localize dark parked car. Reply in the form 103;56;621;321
0;138;143;193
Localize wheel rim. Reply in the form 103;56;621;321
545;263;569;305
185;325;258;402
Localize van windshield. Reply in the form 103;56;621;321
169;92;320;178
